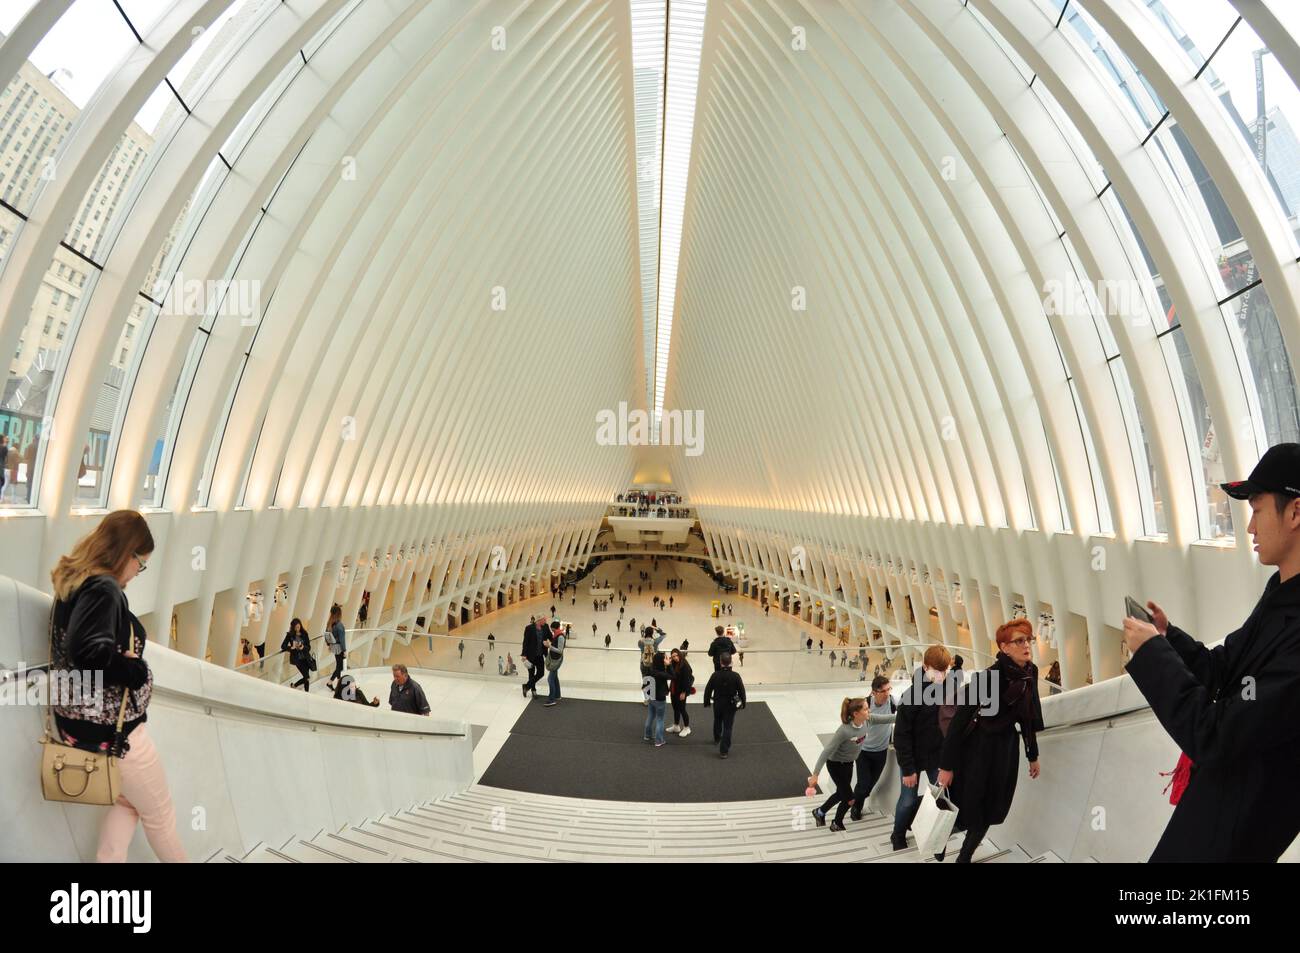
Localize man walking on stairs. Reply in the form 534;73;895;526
703;652;746;758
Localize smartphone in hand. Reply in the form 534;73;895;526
1125;596;1153;624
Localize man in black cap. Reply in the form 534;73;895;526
1124;443;1300;861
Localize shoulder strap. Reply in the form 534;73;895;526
43;605;58;739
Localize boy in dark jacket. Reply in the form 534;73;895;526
890;646;950;850
707;625;735;671
1125;444;1300;861
703;652;746;758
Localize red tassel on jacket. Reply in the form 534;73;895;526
1159;752;1194;805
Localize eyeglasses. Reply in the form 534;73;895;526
1006;636;1036;647
134;555;148;574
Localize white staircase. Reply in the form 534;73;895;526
206;784;1057;863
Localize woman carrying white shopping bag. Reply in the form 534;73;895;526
936;619;1044;863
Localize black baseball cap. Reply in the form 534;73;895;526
1221;443;1300;500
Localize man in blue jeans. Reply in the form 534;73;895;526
890;646;950;851
543;621;565;707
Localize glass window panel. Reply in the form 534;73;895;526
1148;123;1254;299
1232;280;1300;447
1106;181;1161;282
62;124;155;263
1109;357;1164;535
1063;2;1166;132
24;0;137;111
0;30;112;217
1189;13;1300;242
81;292;154;506
1159;325;1234;540
3;259;102;508
1144;1;1240;76
1070;378;1114;534
142;326;204;508
175;1;280;109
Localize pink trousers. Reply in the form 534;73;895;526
96;725;188;863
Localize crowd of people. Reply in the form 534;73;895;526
38;444;1300;862
616;489;682;505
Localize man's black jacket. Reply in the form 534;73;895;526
893;668;944;777
1127;570;1300;862
521;623;544;661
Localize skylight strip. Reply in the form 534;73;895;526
630;0;666;414
653;0;706;442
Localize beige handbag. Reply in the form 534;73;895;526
38;681;129;807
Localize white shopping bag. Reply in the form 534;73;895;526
913;785;959;855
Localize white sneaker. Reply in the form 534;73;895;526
680;727;692;738
666;725;680;734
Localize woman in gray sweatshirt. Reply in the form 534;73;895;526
807;697;890;831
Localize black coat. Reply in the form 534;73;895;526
1127;570;1300;862
52;574;151;748
644;663;671;702
521;623;544;661
703;669;746;708
669;661;694;698
707;636;735;670
281;630;312;665
893;668;944;776
939;654;1042;830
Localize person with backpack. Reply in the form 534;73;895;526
852;677;898;820
666;648;694;737
890;645;950;851
937;619;1043;863
707;624;735;671
808;697;882;831
638;624;666;691
703;652;746;758
642;651;672;746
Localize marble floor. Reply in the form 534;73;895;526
382;558;896;689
